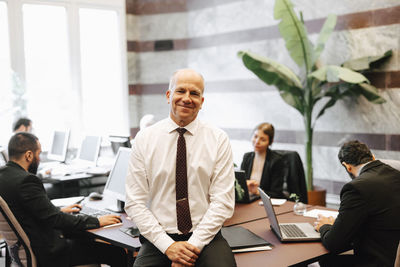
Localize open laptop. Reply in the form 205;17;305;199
259;187;320;242
235;170;260;203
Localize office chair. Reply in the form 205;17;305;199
0;196;99;267
0;196;37;267
109;135;131;155
395;241;400;267
276;150;308;204
0;150;7;167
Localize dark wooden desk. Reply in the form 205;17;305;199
83;197;141;251
234;206;335;267
87;213;141;251
224;200;300;227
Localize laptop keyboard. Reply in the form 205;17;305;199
280;224;307;238
79;206;109;217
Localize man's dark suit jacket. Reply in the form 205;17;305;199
0;161;99;267
320;160;400;267
241;148;285;198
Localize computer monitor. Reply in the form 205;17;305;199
109;135;131;155
76;135;102;166
103;147;131;212
47;130;70;162
0;149;6;167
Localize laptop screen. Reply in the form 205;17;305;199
259;187;282;238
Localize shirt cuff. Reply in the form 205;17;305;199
154;233;176;254
187;234;205;252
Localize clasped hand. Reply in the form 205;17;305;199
166;241;200;267
314;214;335;232
246;179;260;195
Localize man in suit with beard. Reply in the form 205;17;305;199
0;132;127;267
315;140;400;267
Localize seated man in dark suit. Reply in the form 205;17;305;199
0;132;127;267
315;140;400;267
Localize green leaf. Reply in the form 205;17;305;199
313;14;337;64
238;51;305;113
342;50;393;71
358;83;386;104
315;84;342;120
280;91;304;114
274;0;314;71
238;51;302;89
310;65;369;84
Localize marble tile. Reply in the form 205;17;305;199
128;0;399;42
126;14;140;41
314;89;400;134
293;0;399;20
127;52;140;84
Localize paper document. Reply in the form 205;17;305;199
51;196;85;207
259;198;287;206
232;245;272;253
303;209;339;219
102;222;123;229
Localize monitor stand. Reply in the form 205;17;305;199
106;200;125;213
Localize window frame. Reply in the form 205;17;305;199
1;0;129;148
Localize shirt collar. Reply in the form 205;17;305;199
166;117;198;136
357;161;374;176
7;161;26;171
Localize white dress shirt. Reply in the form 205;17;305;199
125;117;235;253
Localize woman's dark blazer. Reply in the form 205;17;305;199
240;148;285;198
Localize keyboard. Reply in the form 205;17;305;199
79;206;109;217
280;224;307;238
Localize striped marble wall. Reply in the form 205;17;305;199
125;0;400;204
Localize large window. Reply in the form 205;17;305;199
79;8;126;137
0;1;12;145
0;0;128;149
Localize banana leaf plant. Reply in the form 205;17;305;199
238;0;391;191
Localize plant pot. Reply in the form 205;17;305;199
307;186;326;206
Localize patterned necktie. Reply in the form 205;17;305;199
175;128;192;234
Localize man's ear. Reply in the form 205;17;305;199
342;162;352;173
166;90;171;104
372;154;376;161
24;151;33;163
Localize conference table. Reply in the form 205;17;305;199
233;208;332;267
224;199;299;227
84;197;335;267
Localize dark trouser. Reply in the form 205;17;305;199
134;231;236;267
67;238;128;267
318;254;357;267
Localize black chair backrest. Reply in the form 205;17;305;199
0;196;37;267
275;150;308;204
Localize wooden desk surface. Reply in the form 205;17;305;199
234;207;334;267
224;200;299;227
83;197;141;251
87;213;141;251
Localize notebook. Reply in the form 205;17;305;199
259;187;320;242
234;170;260;203
221;226;272;252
